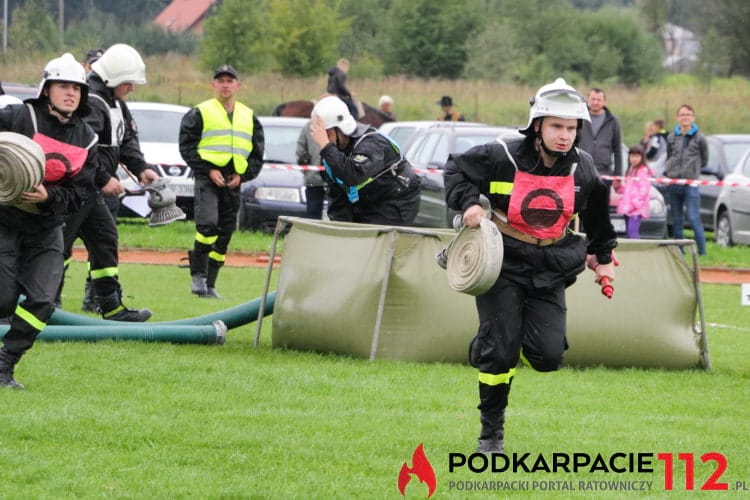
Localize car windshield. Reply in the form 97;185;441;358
454;133;504;154
131;109;185;143
724;143;750;170
263;124;302;164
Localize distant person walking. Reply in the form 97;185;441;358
436;96;465;121
578;88;623;178
614;145;653;239
664;104;708;256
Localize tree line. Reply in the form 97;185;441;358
3;0;750;86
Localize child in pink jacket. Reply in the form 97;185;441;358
615;144;653;239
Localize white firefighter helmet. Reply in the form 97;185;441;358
38;52;88;101
311;96;356;135
522;78;590;132
91;43;147;87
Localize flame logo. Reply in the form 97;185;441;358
398;443;437;498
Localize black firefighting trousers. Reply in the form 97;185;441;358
470;275;568;415
193;177;240;266
0;224;62;355
61;192;120;297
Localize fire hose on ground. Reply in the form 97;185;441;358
38;293;276;344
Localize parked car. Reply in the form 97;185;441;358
237;116;311;231
1;81;37;101
402;124;520;227
119;101;194;218
379;120;486;152
700;134;750;231
713;148;750;246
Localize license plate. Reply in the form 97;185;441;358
170;183;194;197
612;218;626;233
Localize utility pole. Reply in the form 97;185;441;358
58;0;64;49
3;0;7;54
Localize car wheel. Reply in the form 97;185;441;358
715;211;734;247
237;203;247;230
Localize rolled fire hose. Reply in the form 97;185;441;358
0;132;45;205
445;217;504;296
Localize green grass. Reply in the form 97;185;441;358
2;260;749;498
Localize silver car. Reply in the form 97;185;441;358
713;148;750;246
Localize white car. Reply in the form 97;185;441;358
119;101;193;218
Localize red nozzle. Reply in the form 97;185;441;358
599;276;614;299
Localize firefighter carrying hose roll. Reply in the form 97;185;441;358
0;53;98;388
444;78;618;454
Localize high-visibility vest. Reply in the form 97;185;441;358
196;99;254;174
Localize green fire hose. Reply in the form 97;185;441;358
47;292;276;330
0;321;227;345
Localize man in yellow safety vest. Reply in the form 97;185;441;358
179;65;265;298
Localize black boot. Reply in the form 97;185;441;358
81;278;98;312
204;260;223;299
0;347;25;390
189;250;209;297
477;410;505;454
97;290;152;322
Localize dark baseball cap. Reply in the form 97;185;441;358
213;64;239;80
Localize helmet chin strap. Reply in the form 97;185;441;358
49;103;73;119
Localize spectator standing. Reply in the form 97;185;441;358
664;104;708;255
0;53;98;388
444;78;617;454
60;43;158;321
436;95;465;121
296;119;326;219
326;58;358;119
180;65;265;298
615;144;653;239
578;88;623;178
378;95;396;121
310;96;421;226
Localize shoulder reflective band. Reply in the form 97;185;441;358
489;181;513;195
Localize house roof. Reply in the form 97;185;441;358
154;0;216;33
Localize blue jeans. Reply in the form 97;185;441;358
668;184;706;255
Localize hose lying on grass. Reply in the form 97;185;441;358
0;320;228;345
48;292;276;331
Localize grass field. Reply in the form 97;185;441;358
2;256;749;498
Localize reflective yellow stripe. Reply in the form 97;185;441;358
489;181;513;195
208;251;225;262
519;350;530;367
15;304;46;331
90;267;118;279
195;232;218;245
102;305;124;318
478;367;517;386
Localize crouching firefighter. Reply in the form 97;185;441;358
179;65;265;298
0;53;98;388
444;78;618;453
309;95;421;226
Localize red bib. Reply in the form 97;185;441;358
507;169;575;239
33;132;88;184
